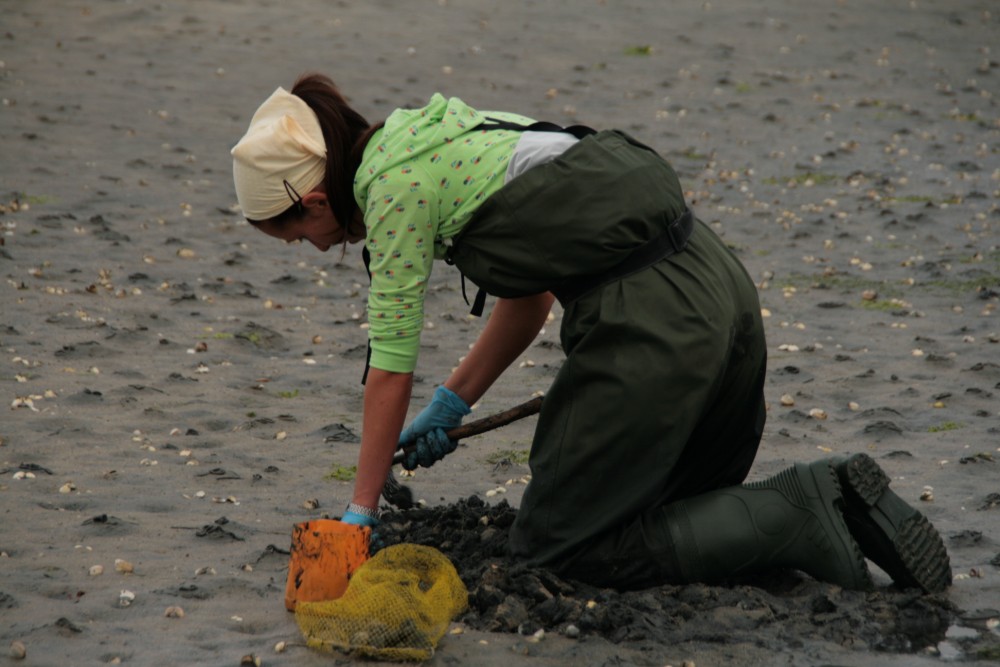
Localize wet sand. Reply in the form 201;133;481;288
1;0;999;665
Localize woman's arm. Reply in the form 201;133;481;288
351;368;413;509
445;292;555;406
352;292;552;508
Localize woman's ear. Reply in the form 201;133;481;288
301;191;328;209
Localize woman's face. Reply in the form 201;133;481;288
252;191;364;252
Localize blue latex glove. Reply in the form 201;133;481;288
399;427;458;471
398;385;471;445
341;509;384;554
340;510;378;528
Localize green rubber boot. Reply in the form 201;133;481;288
662;460;872;589
834;453;952;593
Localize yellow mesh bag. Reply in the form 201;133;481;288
295;544;468;662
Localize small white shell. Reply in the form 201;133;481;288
119;590;135;607
9;640;26;659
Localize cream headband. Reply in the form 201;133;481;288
231;87;326;220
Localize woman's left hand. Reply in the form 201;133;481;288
340;509;379;528
340;509;386;554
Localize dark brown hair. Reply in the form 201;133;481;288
268;73;384;229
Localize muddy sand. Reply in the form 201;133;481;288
2;0;999;665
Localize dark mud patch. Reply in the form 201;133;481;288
381;497;968;656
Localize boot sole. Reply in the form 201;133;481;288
836;453;952;593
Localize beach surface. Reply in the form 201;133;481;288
2;1;999;665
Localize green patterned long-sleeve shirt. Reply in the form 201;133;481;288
353;94;535;373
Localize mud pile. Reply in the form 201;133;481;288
381;497;961;655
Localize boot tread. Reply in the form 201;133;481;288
836;453;951;593
894;514;953;593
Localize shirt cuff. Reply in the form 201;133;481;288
369;340;419;374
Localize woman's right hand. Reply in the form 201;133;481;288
397;428;459;470
397;385;469;469
398;385;470;445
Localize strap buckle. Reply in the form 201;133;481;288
666;209;693;253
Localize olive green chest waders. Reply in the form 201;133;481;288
449;130;893;591
448;131;761;583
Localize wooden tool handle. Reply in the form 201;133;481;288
392;396;543;465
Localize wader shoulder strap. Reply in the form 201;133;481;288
480;117;598;140
361;245;372;385
551;208;695;305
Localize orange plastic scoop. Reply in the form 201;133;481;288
284;519;370;611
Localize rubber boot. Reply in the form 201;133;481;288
834;453;951;593
662;460;872;589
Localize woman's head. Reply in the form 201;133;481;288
231;73;377;248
